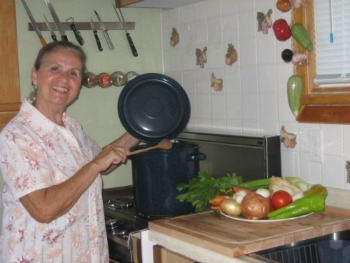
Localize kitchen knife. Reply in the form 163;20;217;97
90;18;103;52
112;4;138;57
44;0;68;42
66;17;84;46
94;10;114;50
20;0;47;46
43;14;57;42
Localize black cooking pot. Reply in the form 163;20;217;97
129;141;206;217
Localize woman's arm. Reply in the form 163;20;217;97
20;142;129;223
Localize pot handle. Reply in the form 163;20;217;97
187;152;206;161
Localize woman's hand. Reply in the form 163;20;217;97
92;144;128;173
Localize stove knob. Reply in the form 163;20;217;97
105;219;121;234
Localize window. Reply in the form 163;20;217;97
293;0;350;124
314;0;350;87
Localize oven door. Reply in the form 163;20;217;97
107;233;132;263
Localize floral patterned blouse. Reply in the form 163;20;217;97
0;98;108;263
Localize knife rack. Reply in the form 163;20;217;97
28;22;135;31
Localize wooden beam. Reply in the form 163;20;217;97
115;0;143;7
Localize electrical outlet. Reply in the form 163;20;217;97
309;131;323;163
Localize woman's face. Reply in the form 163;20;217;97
31;49;83;111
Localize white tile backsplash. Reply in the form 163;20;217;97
162;0;350;192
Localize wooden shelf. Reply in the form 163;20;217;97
116;0;143;7
28;22;135;31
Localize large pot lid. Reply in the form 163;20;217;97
118;73;190;142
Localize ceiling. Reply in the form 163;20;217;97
126;0;206;8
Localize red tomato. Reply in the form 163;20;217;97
271;190;292;209
273;19;292;41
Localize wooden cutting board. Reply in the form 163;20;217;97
149;206;350;257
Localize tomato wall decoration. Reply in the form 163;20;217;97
273;19;291;41
276;0;292;12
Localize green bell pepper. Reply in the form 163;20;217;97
267;194;325;220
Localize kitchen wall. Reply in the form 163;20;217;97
160;0;350;204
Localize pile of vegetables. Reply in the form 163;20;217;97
177;172;328;220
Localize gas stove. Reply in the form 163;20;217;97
104;197;149;263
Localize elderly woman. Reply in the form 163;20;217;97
0;41;138;262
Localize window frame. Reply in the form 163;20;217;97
293;0;350;124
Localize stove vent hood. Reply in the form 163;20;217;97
116;0;206;8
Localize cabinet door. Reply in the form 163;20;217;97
0;0;21;130
153;245;196;263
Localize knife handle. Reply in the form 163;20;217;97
103;31;114;50
93;31;103;51
126;33;138;57
69;23;84;46
61;35;68;42
40;37;47;47
52;34;57;42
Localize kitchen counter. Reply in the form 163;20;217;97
148;206;350;263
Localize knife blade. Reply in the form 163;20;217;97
44;0;68;42
43;14;57;42
94;10;114;50
112;4;138;57
90;18;103;52
20;0;47;46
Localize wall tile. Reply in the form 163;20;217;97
221;0;238;17
207;17;223;44
223;67;241;94
281;150;300;177
207;44;224;68
239;38;257;66
193;2;208;21
182;47;196;71
259;92;278;121
195;69;211;94
211;93;226;119
257;64;277;92
240;65;258;93
322;155;344;187
197;94;212;119
168;8;180;25
322;124;343;156
207;0;222;18
242;93;259;120
194;21;208;46
256;37;276;64
222;14;239;43
238;12;256;39
179;4;195;24
169;48;183;71
226;93;242;120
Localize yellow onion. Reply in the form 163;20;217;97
220;198;241;217
241;193;271;220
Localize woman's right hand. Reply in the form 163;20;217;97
92;144;128;173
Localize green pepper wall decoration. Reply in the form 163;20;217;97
287;75;303;117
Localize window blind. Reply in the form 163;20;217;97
314;0;350;87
